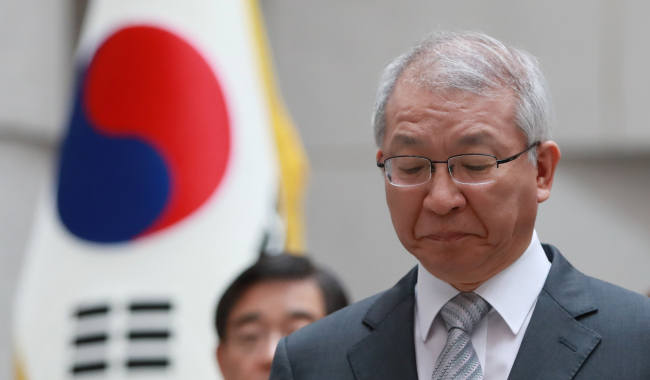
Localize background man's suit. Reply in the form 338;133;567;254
270;245;650;379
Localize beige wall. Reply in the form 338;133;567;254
1;1;650;378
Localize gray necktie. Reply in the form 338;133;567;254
431;292;492;380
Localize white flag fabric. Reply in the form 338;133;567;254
13;0;307;379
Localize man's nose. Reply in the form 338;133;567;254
259;332;282;371
422;164;466;214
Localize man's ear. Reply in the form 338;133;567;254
535;141;561;203
216;344;225;370
376;150;383;162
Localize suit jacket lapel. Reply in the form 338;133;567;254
348;267;419;380
508;245;602;380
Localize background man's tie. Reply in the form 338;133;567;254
431;292;492;380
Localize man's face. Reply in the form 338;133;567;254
379;80;542;290
217;279;326;380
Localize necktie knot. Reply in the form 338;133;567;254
440;292;491;335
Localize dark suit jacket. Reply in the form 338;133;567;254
270;245;650;379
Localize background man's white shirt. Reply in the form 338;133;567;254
414;230;551;380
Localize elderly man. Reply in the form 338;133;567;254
270;31;650;380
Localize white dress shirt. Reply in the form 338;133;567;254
414;230;551;380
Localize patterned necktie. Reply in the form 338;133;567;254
431;292;492;380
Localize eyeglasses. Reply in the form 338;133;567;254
377;142;540;186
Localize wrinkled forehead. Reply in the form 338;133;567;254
383;80;521;151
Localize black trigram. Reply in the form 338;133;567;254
125;300;173;370
69;299;174;376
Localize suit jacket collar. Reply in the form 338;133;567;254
507;244;601;380
540;244;598;318
349;245;601;380
347;266;419;380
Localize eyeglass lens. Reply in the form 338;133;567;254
384;155;498;186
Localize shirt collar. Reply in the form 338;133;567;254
415;230;551;342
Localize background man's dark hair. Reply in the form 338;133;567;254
215;253;349;341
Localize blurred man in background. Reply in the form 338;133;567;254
270;31;650;380
215;254;348;380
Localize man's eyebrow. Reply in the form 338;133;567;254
231;312;261;328
286;310;319;321
456;131;497;146
392;134;424;147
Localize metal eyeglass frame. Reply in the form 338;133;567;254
376;141;541;186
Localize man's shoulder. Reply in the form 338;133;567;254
584;274;650;324
286;265;418;351
287;291;384;349
543;243;650;332
272;266;418;380
575;273;650;378
270;291;387;380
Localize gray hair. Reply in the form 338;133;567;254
372;31;553;160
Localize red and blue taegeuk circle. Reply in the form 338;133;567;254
57;25;231;243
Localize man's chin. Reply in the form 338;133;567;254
411;235;477;257
410;244;488;278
